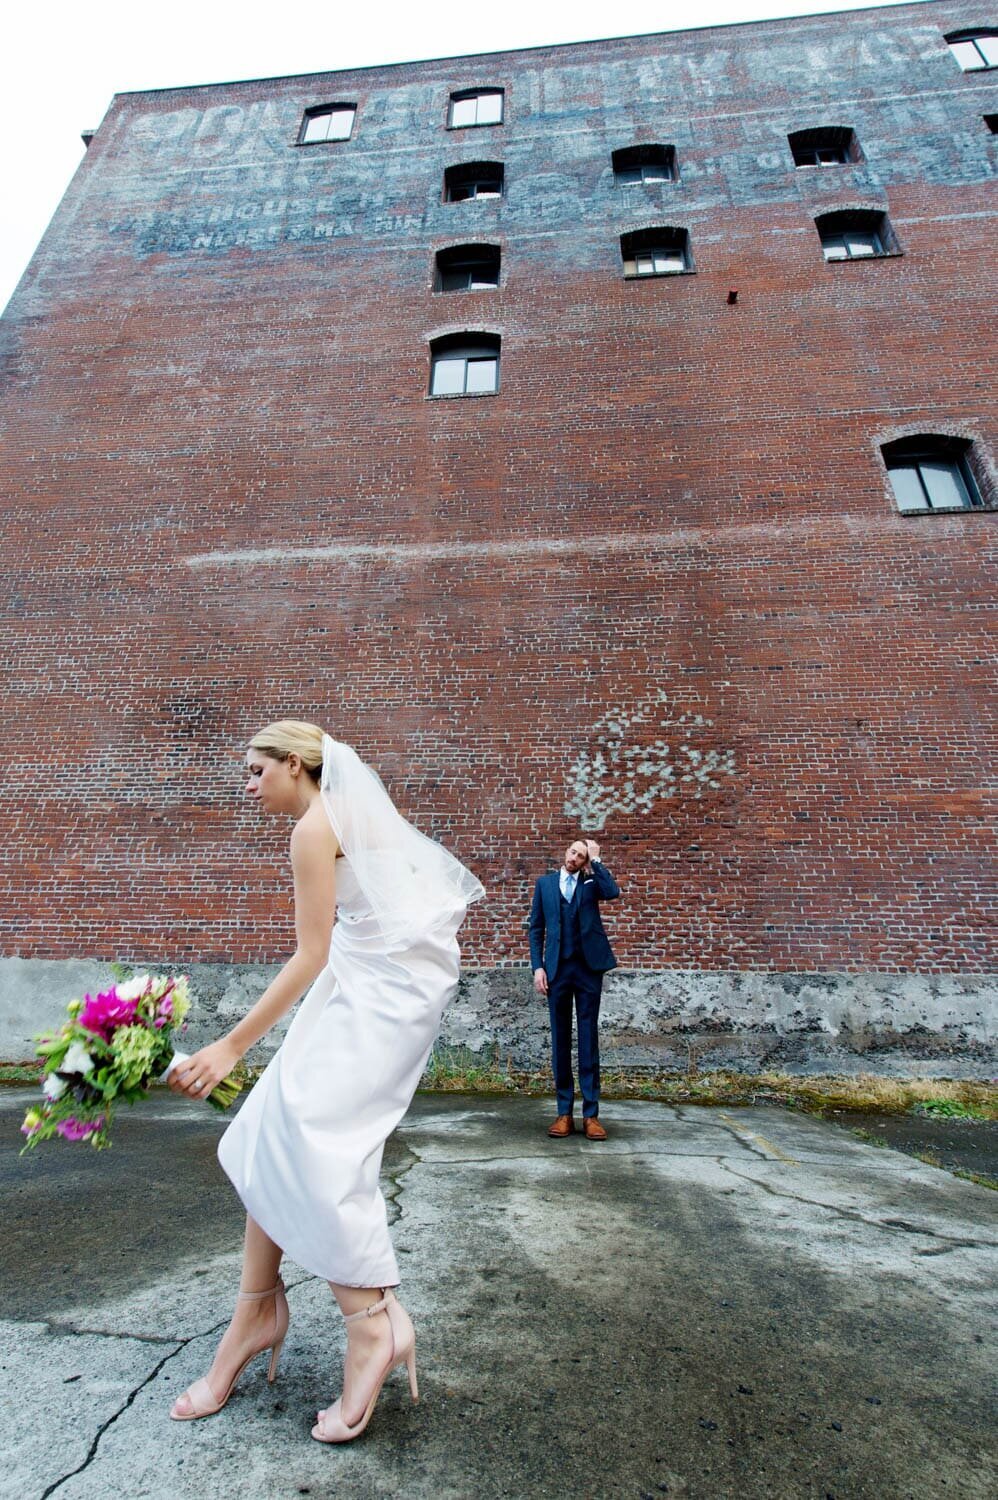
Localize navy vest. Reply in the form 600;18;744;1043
559;882;583;962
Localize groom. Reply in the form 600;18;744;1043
529;838;620;1141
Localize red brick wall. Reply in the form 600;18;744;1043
1;3;995;974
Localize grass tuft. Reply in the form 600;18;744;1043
4;1044;995;1125
414;1057;998;1117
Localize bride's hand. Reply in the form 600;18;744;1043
169;1039;241;1101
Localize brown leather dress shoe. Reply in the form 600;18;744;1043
582;1117;607;1141
547;1114;575;1138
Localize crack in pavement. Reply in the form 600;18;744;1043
41;1321;180;1345
405;1147;772;1166
718;1161;996;1250
40;1338;187;1500
676;1106;799;1163
37;1275;316;1499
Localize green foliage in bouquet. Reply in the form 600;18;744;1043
21;973;241;1151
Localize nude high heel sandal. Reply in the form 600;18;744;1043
311;1289;418;1444
169;1279;289;1421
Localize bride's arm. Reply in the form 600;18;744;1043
170;813;338;1100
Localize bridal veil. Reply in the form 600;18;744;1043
319;734;484;951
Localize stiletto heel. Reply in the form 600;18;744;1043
267;1337;285;1383
311;1288;418;1443
169;1279;289;1421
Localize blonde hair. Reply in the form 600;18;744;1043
248;720;325;782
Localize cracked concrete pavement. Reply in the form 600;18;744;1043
2;1091;996;1500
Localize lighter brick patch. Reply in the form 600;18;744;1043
563;689;737;829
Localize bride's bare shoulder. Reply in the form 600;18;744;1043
290;800;340;860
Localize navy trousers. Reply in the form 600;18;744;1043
547;955;603;1118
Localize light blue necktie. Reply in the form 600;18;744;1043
562;873;577;902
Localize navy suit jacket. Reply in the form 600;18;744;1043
529;863;620;981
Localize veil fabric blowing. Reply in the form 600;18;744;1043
320;735;485;950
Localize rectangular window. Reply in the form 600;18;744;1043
443;163;504;202
450;90;504;128
430;352;499;396
822;228;883;261
920;460;974;510
465;357;499;393
435;244;501;292
430;359;467;396
889;460;976;512
950;40;983;69
301;106;356;144
950;36;998;70
627;250;685;275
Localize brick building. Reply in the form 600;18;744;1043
1;2;995;1071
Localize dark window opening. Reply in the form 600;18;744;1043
816;209;897;261
444;162;505;202
985;114;998;134
429;334;501;396
620;226;692;277
881;435;987;513
612;144;678;185
435;244;501;292
299;104;356;145
449;90;504;128
788;126;861;167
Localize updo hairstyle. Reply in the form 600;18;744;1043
248;720;325;784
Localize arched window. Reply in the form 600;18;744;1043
815;209;897;261
429;334;500;396
945;30;998;71
443;162;504;202
881;436;986;513
612;145;677;185
434;244;501;292
620;227;692;277
788;126;860;167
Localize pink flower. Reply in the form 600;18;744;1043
154;995;174;1030
78;989;139;1040
54;1116;104;1142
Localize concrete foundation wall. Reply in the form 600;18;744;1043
3;958;993;1078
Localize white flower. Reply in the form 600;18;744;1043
114;975;151;1002
61;1040;95;1076
43;1073;68;1100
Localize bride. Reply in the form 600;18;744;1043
167;720;484;1442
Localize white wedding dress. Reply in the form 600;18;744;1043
217;854;465;1287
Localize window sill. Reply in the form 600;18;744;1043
825;250;903;264
623;269;696;280
294;139;353;148
447;121;504;131
427;390;500;400
897;504;994;516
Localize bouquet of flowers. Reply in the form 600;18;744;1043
20;973;242;1151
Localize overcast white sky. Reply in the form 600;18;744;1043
1;0;916;313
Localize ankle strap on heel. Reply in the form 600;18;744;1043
238;1279;284;1302
343;1293;389;1324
